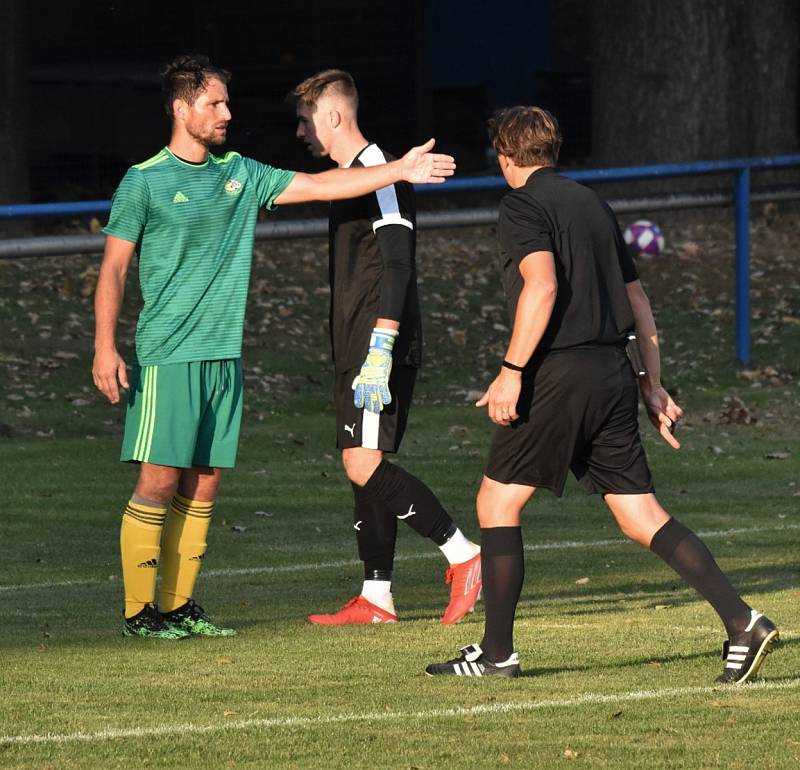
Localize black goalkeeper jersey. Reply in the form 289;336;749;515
328;143;422;374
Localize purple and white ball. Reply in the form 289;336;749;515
623;220;665;259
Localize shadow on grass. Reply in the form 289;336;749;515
518;634;798;681
516;561;798;608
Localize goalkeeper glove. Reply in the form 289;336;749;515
352;327;398;414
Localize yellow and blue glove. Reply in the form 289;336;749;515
352;327;398;413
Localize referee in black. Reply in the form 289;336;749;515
426;106;779;681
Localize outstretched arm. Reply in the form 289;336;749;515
93;235;135;404
626;279;683;448
274;138;455;205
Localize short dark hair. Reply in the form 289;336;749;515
160;54;231;118
291;69;358;110
488;106;562;167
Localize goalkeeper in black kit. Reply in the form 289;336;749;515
291;69;482;625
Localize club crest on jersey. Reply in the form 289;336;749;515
224;178;243;195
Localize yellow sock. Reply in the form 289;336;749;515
120;499;167;619
158;494;215;613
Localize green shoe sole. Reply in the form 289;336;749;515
122;624;191;640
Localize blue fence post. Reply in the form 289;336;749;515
734;168;751;365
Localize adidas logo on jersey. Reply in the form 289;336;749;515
173;191;190;203
137;558;158;568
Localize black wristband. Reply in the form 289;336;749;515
502;360;525;372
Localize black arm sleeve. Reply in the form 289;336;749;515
375;223;414;321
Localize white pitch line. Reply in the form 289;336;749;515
2;678;798;747
1;522;797;593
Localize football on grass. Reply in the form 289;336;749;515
623;219;665;258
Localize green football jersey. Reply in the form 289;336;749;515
103;147;295;365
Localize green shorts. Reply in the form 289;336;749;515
121;359;243;469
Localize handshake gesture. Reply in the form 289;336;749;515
400;138;456;185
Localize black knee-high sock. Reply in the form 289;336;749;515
352;482;397;579
362;460;453;544
479;527;524;663
650;518;751;636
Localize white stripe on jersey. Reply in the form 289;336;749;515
358;144;414;232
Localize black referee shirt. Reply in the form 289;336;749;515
328;143;422;374
497;166;639;355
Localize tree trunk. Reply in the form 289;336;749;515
0;0;29;210
591;0;798;166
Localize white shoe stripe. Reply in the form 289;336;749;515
470;662;482;676
729;645;750;653
726;662;743;669
728;654;747;661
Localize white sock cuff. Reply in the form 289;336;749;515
439;528;480;565
361;580;395;614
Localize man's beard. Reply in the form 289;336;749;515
189;124;227;148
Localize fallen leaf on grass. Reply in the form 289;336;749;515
254;511;273;518
564;749;578;759
719;396;756;425
501;752;510;764
449;329;467;346
765;452;790;460
610;710;623;719
575;577;590;585
230;525;247;533
654;604;671;610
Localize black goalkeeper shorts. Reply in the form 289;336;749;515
484;345;654;497
334;364;417;453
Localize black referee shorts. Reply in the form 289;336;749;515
484;345;654;497
334;364;417;453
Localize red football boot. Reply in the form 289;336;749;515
442;552;482;625
307;596;398;625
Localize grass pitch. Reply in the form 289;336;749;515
1;210;798;768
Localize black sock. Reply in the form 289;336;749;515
650;517;751;636
352;482;397;578
362;460;453;544
479;527;524;663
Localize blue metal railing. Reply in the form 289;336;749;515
436;154;800;365
2;154;800;364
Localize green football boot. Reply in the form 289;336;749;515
123;604;190;640
161;600;237;637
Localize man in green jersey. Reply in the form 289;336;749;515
92;54;455;639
